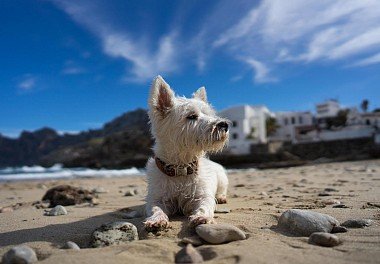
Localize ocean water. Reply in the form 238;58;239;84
0;164;144;181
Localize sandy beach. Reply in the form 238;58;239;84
0;159;379;264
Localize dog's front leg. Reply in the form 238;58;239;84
144;202;171;232
188;196;216;227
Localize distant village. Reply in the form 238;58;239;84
220;100;380;155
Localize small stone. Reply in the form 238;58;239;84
0;207;14;213
324;188;338;192
181;235;204;246
92;187;108;194
318;193;331;197
332;204;349;208
37;184;47;189
90;198;100;205
214;208;230;214
33;201;49;209
2;245;38;264
277;209;339;236
91;221;138;247
341;219;373;228
234;184;245;187
44;205;67;216
195;224;246;244
124;189;137;196
308;232;341;247
323;199;340;205
259;191;268;196
123;210;140;219
63;241;80;250
175;244;204;263
331;226;348;233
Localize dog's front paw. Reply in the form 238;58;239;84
144;215;170;232
216;195;227;204
189;215;214;227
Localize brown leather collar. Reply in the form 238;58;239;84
155;157;198;177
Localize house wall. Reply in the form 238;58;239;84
219;105;271;154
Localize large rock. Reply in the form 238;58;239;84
277;209;339;236
91;221;138;247
2;245;38;264
42;185;96;207
195;224;246;244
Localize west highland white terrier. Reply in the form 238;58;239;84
144;75;230;231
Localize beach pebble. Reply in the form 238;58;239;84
259;191;268;196
323;199;340;205
234;184;245;187
91;221;138;247
277;209;340;236
214;208;230;214
2;245;38;264
92;187;108;194
37;184;47;189
175;244;203;263
318;192;331;197
195;224;246;244
44;205;67;216
332;204;349;208
124;189;137;196
0;207;14;213
63;241;80;250
181;235;204;246
331;226;348;233
341;219;373;228
324;188;338;192
308;232;341;247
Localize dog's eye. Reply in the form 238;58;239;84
187;114;198;120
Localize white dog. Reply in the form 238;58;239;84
144;76;229;231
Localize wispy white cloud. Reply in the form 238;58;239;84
213;0;380;82
244;58;276;83
18;74;36;90
53;0;179;83
52;0;380;84
351;52;380;67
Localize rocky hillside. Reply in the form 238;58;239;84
0;109;152;168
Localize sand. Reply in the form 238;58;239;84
0;159;379;264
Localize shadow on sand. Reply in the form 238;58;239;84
0;204;194;249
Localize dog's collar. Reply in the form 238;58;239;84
155;157;198;177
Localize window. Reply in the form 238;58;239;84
366;119;371;125
291;117;296;124
299;116;303;124
232;133;238;139
232;121;238;127
284;118;288;125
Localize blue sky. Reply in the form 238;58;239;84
1;0;379;137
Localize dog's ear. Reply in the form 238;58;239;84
149;75;175;116
193;86;207;103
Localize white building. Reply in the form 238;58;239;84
219;105;272;154
316;100;340;118
271;111;314;142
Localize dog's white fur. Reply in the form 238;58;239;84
144;76;229;231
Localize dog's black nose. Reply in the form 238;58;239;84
216;121;229;132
